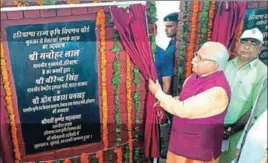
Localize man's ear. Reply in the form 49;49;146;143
258;45;263;55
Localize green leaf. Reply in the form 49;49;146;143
180;44;186;50
111;42;120;54
108;17;113;23
116;127;121;133
112;77;120;85
42;0;57;5
114;31;119;38
134;92;140;99
135;104;141;111
182;25;187;32
204;0;210;10
116;138;122;143
108;150;114;161
115;114;120;121
201;27;207;34
72;157;79;163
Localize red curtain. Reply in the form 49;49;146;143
212;2;246;51
110;4;160;158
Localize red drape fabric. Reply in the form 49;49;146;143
212;2;246;51
110;4;160;158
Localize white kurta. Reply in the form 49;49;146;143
237;110;267;163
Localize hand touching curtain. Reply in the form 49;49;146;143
110;4;160;158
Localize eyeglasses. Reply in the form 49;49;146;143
240;39;261;47
194;52;216;62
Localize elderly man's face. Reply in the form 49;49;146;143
237;38;262;61
165;21;177;38
192;47;218;76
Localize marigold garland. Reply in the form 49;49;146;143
63;158;71;163
126;55;133;163
185;1;199;78
231;20;244;59
36;0;43;5
66;0;80;4
80;153;89;163
0;1;3;6
45;161;53;163
207;0;215;41
96;9;108;150
1;43;21;163
13;0;29;6
96;151;103;163
114;147;123;163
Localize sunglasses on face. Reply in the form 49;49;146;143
240;39;261;47
194;52;216;62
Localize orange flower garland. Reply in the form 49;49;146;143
45;161;53;163
114;147;122;163
185;1;199;78
0;1;3;6
207;0;215;41
96;151;104;163
96;9;108;150
36;0;43;5
231;20;244;59
1;43;21;163
63;158;71;163
80;153;89;163
66;0;80;4
13;1;30;6
126;55;133;162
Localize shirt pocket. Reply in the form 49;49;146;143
234;69;257;102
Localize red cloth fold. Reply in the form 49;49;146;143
110;4;160;158
212;2;246;51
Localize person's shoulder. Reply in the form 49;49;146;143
224;58;236;72
256;59;267;69
227;57;238;64
255;59;267;75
